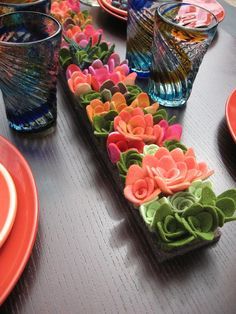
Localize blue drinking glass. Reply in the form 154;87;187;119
126;0;161;78
0;12;62;132
0;0;51;15
148;2;218;107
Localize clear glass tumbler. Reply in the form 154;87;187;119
148;2;218;107
0;12;62;132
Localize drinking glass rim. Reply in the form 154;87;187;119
0;0;47;7
157;2;219;32
0;11;61;46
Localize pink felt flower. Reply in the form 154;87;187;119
66;54;137;95
107;132;144;163
114;107;182;145
124;147;214;206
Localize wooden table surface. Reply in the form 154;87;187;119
1;2;236;313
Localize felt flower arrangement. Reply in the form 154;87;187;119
53;0;236;253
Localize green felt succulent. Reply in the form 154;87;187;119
151;108;176;125
163;140;187;152
140;197;168;230
125;85;143;105
60;35;115;70
79;90;102;107
151;202;195;248
93;111;117;137
117;150;143;181
139;182;236;250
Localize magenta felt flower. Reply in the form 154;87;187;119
107;132;144;163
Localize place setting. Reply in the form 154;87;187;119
0;0;236;309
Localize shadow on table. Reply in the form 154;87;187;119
2;224;42;311
108;207;217;285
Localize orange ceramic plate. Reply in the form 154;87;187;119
0;135;38;305
100;0;127;17
226;89;236;142
0;163;17;249
98;0;127;21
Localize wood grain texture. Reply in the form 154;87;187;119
1;4;236;314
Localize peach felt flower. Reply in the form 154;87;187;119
124;147;214;206
107;132;144;163
114;107;182;145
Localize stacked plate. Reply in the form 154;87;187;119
0;136;38;305
98;0;225;23
98;0;128;21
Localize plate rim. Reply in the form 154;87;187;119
98;0;127;21
225;89;236;142
0;135;39;305
100;0;127;17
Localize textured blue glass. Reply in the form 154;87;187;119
0;0;51;15
148;2;218;107
0;12;62;132
126;0;163;78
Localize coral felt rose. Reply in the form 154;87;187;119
107;132;144;163
124;147;213;206
114;107;182;145
124;164;161;206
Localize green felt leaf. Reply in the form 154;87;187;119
188;180;213;201
182;204;219;241
199;186;216;206
139;200;162;228
195;231;214;241
217;189;236;204
79;91;101;107
163;140;187;153
93;115;115;137
153;109;168;124
117;150;143;179
214;207;225;227
162;235;195;249
216;197;236;218
169;191;196;213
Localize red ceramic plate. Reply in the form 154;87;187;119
226;89;236;142
100;0;127;17
0;163;17;249
98;0;127;21
0;135;38;305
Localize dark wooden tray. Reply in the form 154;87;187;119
60;72;221;262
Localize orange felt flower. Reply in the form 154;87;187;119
124;147;214;206
130;92;159;114
114;107;164;143
110;93;128;113
86;99;110;122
